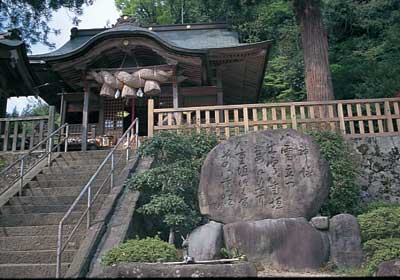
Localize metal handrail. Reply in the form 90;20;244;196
0;123;69;197
56;118;139;278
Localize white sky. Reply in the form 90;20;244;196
6;0;120;114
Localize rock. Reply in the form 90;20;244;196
376;259;400;276
199;129;331;223
329;214;363;269
98;262;257;278
310;216;329;230
188;221;223;261
223;217;329;270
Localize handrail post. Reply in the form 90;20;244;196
87;184;91;229
19;158;24;196
64;125;69;153
110;153;115;190
135;118;139;148
56;223;63;278
48;137;53;166
126;130;131;163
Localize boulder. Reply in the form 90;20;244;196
329;214;363;269
98;262;257;278
188;221;223;261
376;259;400;276
199;129;331;223
310;216;329;230
223;217;329;270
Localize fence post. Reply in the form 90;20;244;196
384;101;394;133
290;105;297;130
337;103;346;136
148;99;154;137
243;107;249;133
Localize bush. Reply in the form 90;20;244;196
138;131;194;165
137;131;218;165
358;206;400;241
356;205;400;275
308;130;360;216
101;236;178;266
128;131;218;244
363;239;400;275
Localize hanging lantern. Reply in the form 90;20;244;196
136;87;144;97
115;89;121;99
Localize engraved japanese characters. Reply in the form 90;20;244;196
198;129;331;223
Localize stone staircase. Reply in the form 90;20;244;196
0;150;123;278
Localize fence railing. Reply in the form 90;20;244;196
0;106;55;153
147;98;400;139
56;118;139;278
0;123;69;199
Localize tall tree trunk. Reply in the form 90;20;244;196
294;0;335;101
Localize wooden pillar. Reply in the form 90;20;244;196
60;93;67;126
98;96;104;135
216;67;224;105
82;78;90;151
172;72;179;109
148;99;154;137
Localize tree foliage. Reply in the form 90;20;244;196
116;0;400;101
0;0;94;49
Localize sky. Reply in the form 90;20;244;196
6;0;120;114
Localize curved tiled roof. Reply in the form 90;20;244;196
30;23;241;60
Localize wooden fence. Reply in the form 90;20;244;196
147;98;400;139
0;106;55;152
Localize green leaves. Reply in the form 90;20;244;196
357;204;400;275
308;130;360;216
101;236;178;266
127;131;218;240
358;206;400;241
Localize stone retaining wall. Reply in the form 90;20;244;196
349;135;400;203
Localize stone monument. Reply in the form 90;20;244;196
199;129;332;224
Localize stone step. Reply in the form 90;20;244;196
0;224;85;237
0;202;103;215
26;176;113;189
0;263;69;278
6;195;108;207
0;211;84;227
0;234;83;251
40;164;114;175
0;249;76;264
59;150;111;159
22;186;110;197
33;173;107;182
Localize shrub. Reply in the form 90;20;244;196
129;131;218;244
357;206;400;241
357;205;400;275
308;130;360;216
363;239;400;275
101;236;178;266
138;131;194;165
137;131;218;165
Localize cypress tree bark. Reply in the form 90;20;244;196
294;0;335;101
